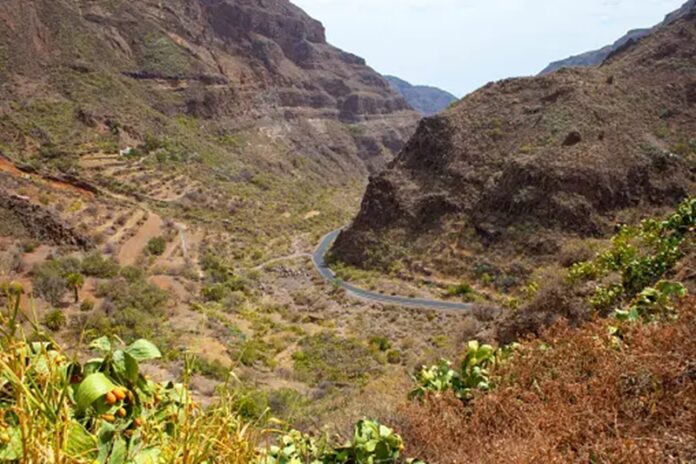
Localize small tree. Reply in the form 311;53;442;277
146;236;167;256
32;262;67;306
65;273;85;303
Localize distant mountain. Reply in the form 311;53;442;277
540;0;696;75
385;76;457;116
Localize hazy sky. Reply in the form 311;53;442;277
292;0;686;97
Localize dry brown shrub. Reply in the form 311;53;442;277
397;297;696;464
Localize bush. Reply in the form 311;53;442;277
81;252;120;278
80;299;95;312
146;236;167;256
447;283;474;297
31;261;67;306
386;349;402;364
42;309;66;331
87;276;169;341
292;333;380;386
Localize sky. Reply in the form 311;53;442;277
292;0;687;97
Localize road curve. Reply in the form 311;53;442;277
312;229;473;312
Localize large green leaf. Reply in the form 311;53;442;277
64;421;98;459
109;437;127;464
76;373;115;410
125;339;161;362
90;336;112;354
113;350;139;382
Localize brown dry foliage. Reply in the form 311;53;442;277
397;296;696;464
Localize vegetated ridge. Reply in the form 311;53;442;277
385;75;458;116
333;9;696;287
540;0;696;75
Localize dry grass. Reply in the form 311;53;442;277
397;296;696;464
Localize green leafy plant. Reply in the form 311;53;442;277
570;197;694;313
614;280;687;322
260;420;414;464
410;341;515;400
0;294;258;463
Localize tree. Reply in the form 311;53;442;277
146;236;167;256
65;273;85;303
32;262;67;306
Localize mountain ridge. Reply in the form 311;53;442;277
540;0;696;74
384;75;458;116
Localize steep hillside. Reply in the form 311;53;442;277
385;76;457;116
0;0;418;178
0;0;422;276
540;0;696;74
333;11;696;285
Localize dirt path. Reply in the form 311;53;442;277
118;212;164;266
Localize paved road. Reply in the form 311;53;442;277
312;229;473;311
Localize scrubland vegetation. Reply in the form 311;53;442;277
1;197;692;463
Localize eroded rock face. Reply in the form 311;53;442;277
334;13;696;272
0;0;419;175
0;194;93;249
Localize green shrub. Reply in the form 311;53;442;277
369;335;391;352
260;420;417;464
81;252;120;278
43;309;66;331
570;197;694;314
386;349;402;364
410;340;516;401
146;236;167;256
191;356;230;381
32;261;67;306
615;280;686;322
447;283;473;297
88;276;169;341
292;333;379;386
80;298;95;312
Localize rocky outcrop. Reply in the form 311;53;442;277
334;12;696;273
540;0;696;75
385;76;457;116
0;193;93;249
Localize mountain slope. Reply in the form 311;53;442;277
333;11;696;281
0;0;418;176
540;0;696;75
385;76;457;116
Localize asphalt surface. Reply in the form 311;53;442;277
312;229;473;311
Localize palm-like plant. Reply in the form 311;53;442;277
65;272;85;303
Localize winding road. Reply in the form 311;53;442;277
312;229;473;311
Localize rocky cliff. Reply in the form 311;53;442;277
334;11;696;276
385;76;457;116
0;0;418;175
540;0;696;75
